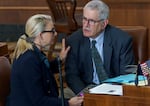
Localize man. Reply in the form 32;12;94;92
65;0;135;95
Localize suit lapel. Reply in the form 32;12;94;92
82;37;94;76
103;28;113;74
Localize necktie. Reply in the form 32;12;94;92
91;40;108;82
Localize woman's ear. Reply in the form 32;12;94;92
39;33;43;40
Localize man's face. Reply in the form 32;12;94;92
82;8;108;38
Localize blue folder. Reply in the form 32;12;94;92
103;74;147;84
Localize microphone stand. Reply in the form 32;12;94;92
135;64;140;86
135;72;138;86
57;57;65;106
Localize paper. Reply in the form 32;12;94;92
89;83;123;95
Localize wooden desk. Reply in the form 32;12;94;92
0;42;9;57
84;85;150;106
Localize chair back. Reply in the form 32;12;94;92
47;0;78;34
117;26;148;64
0;56;11;106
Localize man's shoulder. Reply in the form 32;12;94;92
69;28;83;38
105;25;132;40
67;28;85;42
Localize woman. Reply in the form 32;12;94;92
8;14;83;106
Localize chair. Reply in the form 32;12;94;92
46;0;78;61
46;0;78;35
117;26;148;64
0;56;11;106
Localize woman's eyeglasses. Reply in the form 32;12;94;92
42;28;56;34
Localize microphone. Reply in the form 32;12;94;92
135;64;142;86
135;70;139;86
57;57;65;106
124;65;139;86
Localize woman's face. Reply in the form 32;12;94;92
40;22;57;50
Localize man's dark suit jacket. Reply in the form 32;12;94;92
65;25;135;94
8;46;69;106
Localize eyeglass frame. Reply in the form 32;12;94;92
41;28;56;34
82;16;104;25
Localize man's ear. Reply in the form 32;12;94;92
102;19;109;29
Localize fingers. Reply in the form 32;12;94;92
69;96;84;106
61;38;65;51
76;96;84;106
61;38;70;54
59;38;70;61
65;46;71;53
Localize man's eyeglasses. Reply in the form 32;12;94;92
42;28;56;34
82;16;104;25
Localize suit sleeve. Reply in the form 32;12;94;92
65;35;87;94
119;34;135;74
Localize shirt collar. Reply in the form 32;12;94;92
89;30;105;44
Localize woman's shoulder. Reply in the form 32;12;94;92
13;50;40;66
23;50;39;60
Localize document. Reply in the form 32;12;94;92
89;83;123;96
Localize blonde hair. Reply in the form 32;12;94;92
13;14;52;59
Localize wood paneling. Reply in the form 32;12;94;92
104;1;150;58
0;0;51;24
0;0;48;6
0;0;150;57
0;9;51;24
103;0;150;3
